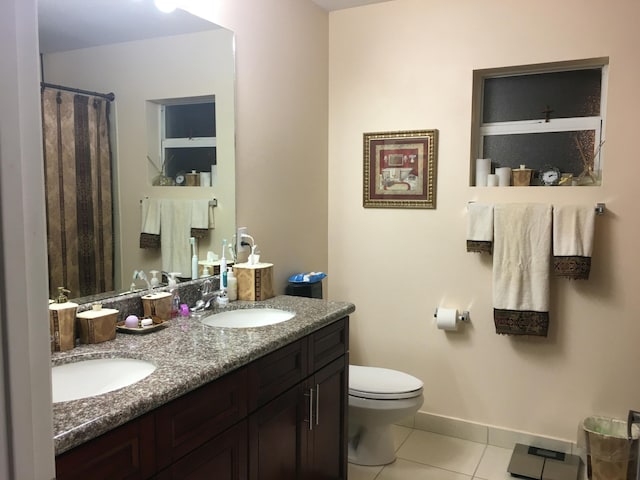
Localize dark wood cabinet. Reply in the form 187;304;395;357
55;412;156;480
248;318;349;480
55;317;349;480
306;356;348;480
155;421;248;480
155;368;248;471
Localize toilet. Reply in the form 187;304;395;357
348;365;424;466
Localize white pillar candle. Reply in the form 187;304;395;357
487;174;499;186
496;167;512;186
475;158;491;186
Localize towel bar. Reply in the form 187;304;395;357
467;201;606;215
139;197;218;207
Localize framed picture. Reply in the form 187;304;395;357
363;129;438;209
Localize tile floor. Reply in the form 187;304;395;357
348;425;587;480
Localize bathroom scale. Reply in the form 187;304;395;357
507;443;580;480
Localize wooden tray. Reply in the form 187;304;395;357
116;319;168;334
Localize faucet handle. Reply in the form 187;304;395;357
201;279;213;296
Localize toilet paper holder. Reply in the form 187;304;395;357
433;309;470;323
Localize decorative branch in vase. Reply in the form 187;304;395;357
574;135;604;185
147;154;175;186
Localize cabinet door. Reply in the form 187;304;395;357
55;412;155;480
155;421;247;480
248;383;308;480
307;356;348;480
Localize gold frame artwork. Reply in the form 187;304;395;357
363;129;438;209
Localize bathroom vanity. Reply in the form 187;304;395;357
52;295;354;480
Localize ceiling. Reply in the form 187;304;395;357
311;0;392;10
38;0;218;54
37;0;393;54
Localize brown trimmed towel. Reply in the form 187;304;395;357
190;199;213;239
493;204;552;336
466;203;494;254
552;205;595;280
140;198;161;248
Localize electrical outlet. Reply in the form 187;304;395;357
237;226;248;253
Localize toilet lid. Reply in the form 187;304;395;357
349;365;423;400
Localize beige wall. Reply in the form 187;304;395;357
187;0;330;293
328;0;640;441
43;29;236;289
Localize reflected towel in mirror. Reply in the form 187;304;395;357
140;198;161;248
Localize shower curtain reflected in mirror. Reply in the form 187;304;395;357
41;87;114;299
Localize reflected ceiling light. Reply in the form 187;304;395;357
154;0;177;13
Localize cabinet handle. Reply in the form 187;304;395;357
305;388;314;431
315;384;320;426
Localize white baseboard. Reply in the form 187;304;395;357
402;411;584;458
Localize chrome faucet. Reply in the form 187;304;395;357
131;270;152;292
193;279;223;311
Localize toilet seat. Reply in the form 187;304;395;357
349;365;423;400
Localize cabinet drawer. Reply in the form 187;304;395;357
309;317;349;373
155;421;248;480
55;412;155;480
248;339;308;411
155;368;248;470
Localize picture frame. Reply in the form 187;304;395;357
363;129;438;209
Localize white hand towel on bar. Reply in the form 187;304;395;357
493;203;552;336
160;199;193;276
552;205;595;280
139;198;161;248
466;203;494;253
190;199;214;238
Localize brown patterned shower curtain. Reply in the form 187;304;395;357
41;88;114;299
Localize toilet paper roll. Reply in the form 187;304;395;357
487;174;499;187
475;159;491;186
436;308;459;331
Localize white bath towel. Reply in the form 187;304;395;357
552;205;595;280
493;204;552;336
190;199;215;234
466;203;494;254
140;198;161;248
160;199;193;276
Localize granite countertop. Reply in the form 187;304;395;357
52;295;355;455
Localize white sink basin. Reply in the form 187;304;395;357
52;357;156;403
201;308;295;328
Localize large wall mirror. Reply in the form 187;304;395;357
38;0;236;302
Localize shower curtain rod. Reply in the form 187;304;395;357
40;82;115;102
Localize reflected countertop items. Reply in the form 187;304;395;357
51;295;355;455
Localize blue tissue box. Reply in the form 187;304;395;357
287;272;326;284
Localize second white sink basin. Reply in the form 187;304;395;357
52;357;156;403
201;308;295;328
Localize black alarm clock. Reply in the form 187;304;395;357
175;171;186;186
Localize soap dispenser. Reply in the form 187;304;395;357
49;287;79;352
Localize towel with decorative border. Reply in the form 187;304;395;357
493;204;552;336
140;198;161;248
552;205;595;280
466;203;494;254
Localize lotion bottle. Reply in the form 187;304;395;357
227;267;237;301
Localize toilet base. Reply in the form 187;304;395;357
348;423;396;466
